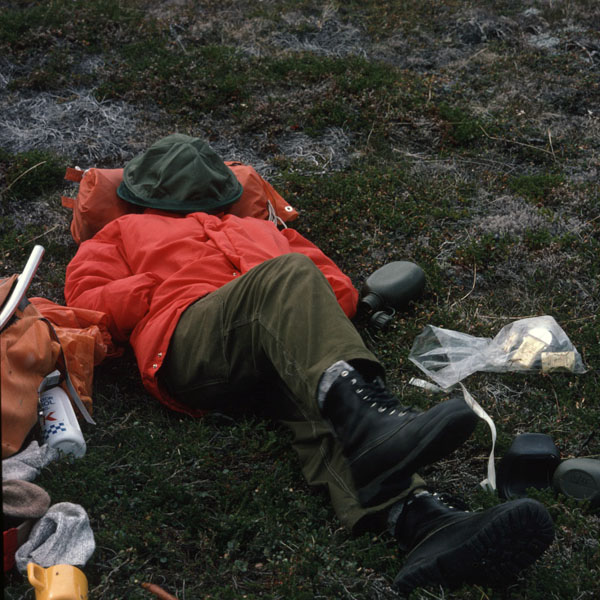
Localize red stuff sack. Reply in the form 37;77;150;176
225;162;299;224
61;167;134;244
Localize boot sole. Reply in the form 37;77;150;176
356;399;479;506
393;498;554;594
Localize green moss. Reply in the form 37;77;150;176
0;2;67;45
454;232;515;270
259;53;426;137
436;103;486;148
2;149;66;202
508;173;565;202
97;42;249;114
0;0;143;51
264;54;401;94
523;228;554;251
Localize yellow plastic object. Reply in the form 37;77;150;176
27;563;88;600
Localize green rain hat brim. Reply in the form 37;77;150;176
117;134;244;213
117;179;243;213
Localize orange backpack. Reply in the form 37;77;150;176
0;274;60;458
0;247;112;458
62;162;298;245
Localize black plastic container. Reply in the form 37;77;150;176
497;433;561;499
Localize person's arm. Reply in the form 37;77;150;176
65;233;160;343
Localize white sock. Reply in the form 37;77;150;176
317;360;354;409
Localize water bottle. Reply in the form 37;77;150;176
40;386;86;458
360;261;426;328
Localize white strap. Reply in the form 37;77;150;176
459;383;497;491
408;377;498;490
266;198;287;229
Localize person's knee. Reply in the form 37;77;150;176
278;252;315;269
256;254;328;297
269;253;321;278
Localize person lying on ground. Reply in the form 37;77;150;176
64;134;555;594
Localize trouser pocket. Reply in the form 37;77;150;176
162;293;231;410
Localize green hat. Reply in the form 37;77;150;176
117;134;243;213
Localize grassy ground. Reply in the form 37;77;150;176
1;1;599;598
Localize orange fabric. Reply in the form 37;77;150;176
225;162;299;222
62;167;132;244
30;298;119;415
0;273;18;306
65;212;358;416
30;298;116;359
1;281;61;458
61;195;74;209
64;167;84;183
1;277;114;458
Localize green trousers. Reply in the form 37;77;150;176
162;253;424;533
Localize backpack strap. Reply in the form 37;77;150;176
39;320;96;425
64;167;84;183
61;167;85;211
261;177;288;228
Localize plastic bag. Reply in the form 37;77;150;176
409;316;586;390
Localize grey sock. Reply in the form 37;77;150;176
317;360;353;409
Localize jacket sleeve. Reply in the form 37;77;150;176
65;236;160;343
282;228;359;318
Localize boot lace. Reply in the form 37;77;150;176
344;372;412;417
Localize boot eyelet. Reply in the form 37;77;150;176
341;370;349;377
378;407;386;413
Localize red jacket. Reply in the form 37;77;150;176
64;210;359;415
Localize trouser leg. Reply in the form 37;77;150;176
271;396;426;534
162;253;424;531
162;253;379;415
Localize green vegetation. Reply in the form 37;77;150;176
1;149;65;202
2;1;599;599
436;103;486;147
508;173;565;203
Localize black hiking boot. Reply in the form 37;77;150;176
392;491;555;594
321;367;479;507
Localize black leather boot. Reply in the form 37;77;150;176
392;491;555;594
321;367;479;507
